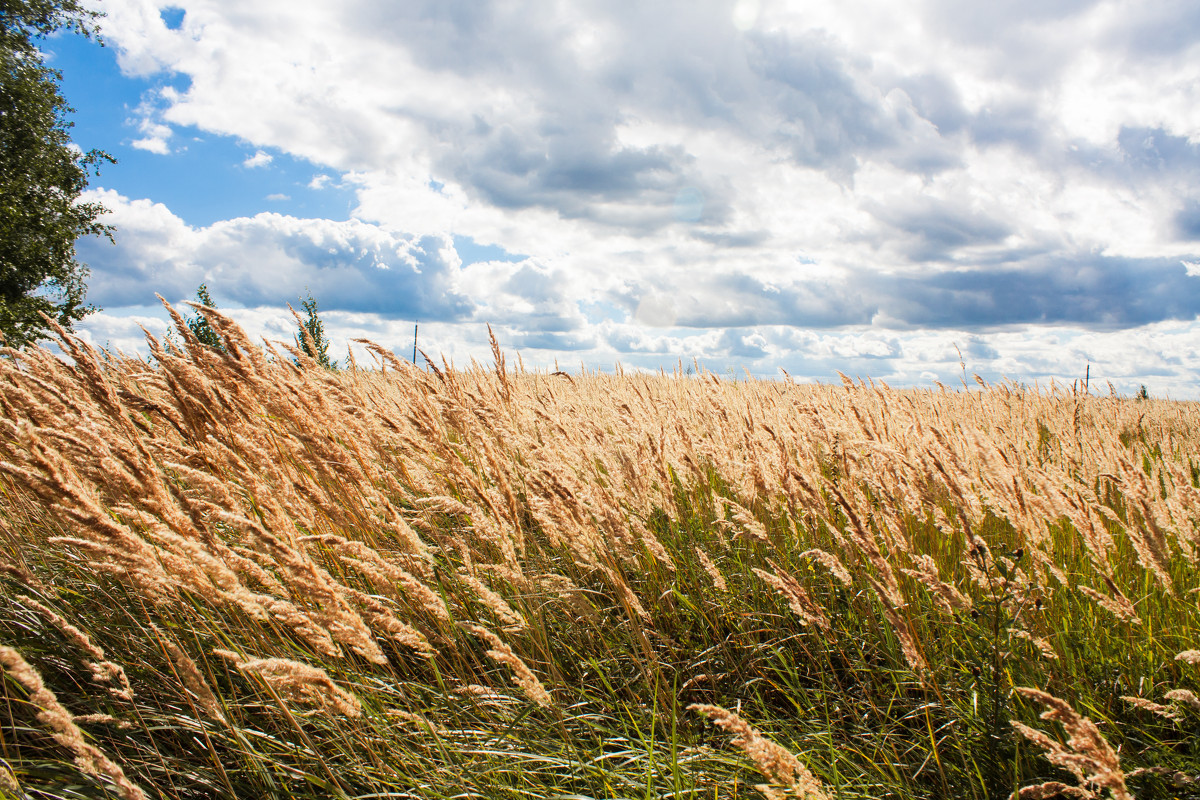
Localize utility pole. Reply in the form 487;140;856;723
413;321;419;365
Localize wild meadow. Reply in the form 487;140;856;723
0;303;1198;799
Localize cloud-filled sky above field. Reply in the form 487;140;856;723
48;0;1200;394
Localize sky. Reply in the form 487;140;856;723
43;0;1200;394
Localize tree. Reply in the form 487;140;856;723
295;290;335;369
186;283;224;351
0;0;114;347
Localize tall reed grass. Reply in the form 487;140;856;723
0;304;1198;799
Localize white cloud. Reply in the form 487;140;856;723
128;110;173;154
77;189;473;320
81;0;1200;391
243;150;273;168
266;193;290;201
130;134;170;154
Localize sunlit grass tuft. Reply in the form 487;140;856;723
0;307;1197;798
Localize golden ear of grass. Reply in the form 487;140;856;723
1012;781;1095;799
1008;627;1058;661
20;596;134;701
754;561;830;632
0;646;147;800
1175;650;1200;665
1121;694;1182;723
688;703;828;800
797;549;852;588
149;625;227;725
1011;687;1132;800
719;497;770;543
596;564;652;625
213;650;361;717
461;623;553;709
0;759;21;797
300;532;449;624
457;571;527;632
1164;688;1200;712
899;553;971;615
695;547;727;592
865;576;927;675
1077;585;1142;627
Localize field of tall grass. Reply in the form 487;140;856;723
1;303;1198;799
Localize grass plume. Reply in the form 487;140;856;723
0;307;1196;797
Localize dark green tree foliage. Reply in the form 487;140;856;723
0;0;113;347
186;283;224;351
296;290;335;369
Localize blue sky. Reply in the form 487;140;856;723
46;0;1200;394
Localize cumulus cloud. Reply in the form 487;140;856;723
129;110;173;154
73;0;1200;394
130;129;171;154
243;150;273;168
77;189;475;320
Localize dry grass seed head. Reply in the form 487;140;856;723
695;547;727;591
213;650;361;717
385;708;449;736
1164;689;1200;712
899;553;971;615
720;497;770;544
300;533;449;623
461;623;553;709
797;548;853;588
0;759;21;797
597;564;652;625
1011;687;1131;800
1008;627;1058;661
754;562;830;632
1013;781;1096;799
457;571;526;631
1121;695;1182;722
149;625;226;725
688;703;828;800
19;596;134;701
1076;585;1142;627
342;586;436;658
0;646;147;800
865;576;927;674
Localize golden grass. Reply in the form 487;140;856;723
0;306;1197;798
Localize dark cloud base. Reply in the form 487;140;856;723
621;254;1200;331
